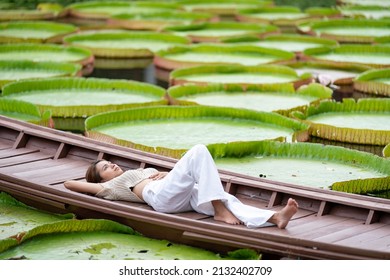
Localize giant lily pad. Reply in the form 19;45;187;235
223;34;339;55
178;0;273;15
167;83;332;116
0;9;62;21
286;60;372;88
292;98;390;146
0;192;74;241
163;21;279;43
85;105;308;158
236;6;313;29
63;30;190;58
0;60;81;88
169;64;312;88
154;44;295;70
353;68;390;97
338;5;390;19
298;18;390;43
109;10;214;31
211;140;390;195
1;77;167;131
0;217;257;260
0;98;52;127
0;20;78;43
66;1;180;19
0;43;94;73
303;45;390;69
338;0;390;7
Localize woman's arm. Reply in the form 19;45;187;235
64;180;103;195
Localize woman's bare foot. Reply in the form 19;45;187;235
269;198;299;229
212;200;242;225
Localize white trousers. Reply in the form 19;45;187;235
142;144;275;228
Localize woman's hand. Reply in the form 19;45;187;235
149;171;168;181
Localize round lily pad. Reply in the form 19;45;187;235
167;83;332;116
299;18;390;43
292;98;390;146
338;0;390;7
338;5;390;19
0;98;51;126
66;1;180;19
0;9;60;21
303;44;390;69
236;6;313;27
109;10;214;31
0;20;78;43
353;68;390;97
169;64;312;88
0;43;94;68
211;140;390;194
0;60;81;88
154;44;295;70
63;30;190;58
85;105;308;158
163;21;279;43
2;77;167;131
178;0;273;15
223;34;339;54
286;60;372;87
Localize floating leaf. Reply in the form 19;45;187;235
0;60;81;87
0;98;52;126
223;33;339;54
299;18;390;43
64;30;190;58
353;68;390;97
155;44;295;71
66;1;180;19
109;10;214;31
303;44;390;69
85;105;308;158
169;64;312;88
167;82;331;116
0;20;78;43
0;43;93;67
292;98;390;145
163;21;279;43
210;140;390;195
2;77;167;131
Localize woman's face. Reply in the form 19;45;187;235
95;160;124;182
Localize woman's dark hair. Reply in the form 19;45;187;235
85;159;104;183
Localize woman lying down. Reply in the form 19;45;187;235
64;144;298;229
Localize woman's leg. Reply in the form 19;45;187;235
147;144;232;215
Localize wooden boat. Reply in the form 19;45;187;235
0;115;389;260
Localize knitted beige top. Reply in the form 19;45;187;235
95;168;158;203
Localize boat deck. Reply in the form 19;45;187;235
0;116;389;259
